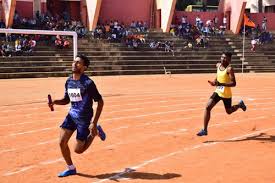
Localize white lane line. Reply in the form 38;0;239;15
0;125;130;153
0;88;273;113
103;104;275;122
1;85;275;110
0;139;59;154
8;127;55;136
0;148;17;154
3;165;37;176
1;95;275;127
92;127;275;183
2;107;273;154
39;158;64;165
2;101;275;139
36;139;59;145
0;117;63;127
2;114;275;177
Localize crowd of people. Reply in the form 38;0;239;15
0;11;274;56
13;10;87;38
0;36;36;57
240;16;274;52
169;15;228;50
93;20;148;49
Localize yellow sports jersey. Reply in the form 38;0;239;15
215;64;232;98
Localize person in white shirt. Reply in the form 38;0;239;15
223;15;227;29
251;39;257;52
196;15;201;28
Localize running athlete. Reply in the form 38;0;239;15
49;55;106;177
197;51;247;136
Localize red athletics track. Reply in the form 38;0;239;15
0;73;275;183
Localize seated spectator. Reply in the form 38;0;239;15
55;35;63;49
170;27;176;36
251;38;257;52
63;40;70;48
2;43;13;57
132;40;138;49
15;39;23;55
29;38;36;52
184;42;193;50
164;41;174;56
0;43;4;56
149;41;157;49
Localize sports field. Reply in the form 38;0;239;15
1;73;275;183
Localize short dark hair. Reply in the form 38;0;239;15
76;54;90;67
222;51;232;58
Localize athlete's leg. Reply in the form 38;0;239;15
59;114;77;166
223;98;246;114
58;115;77;177
203;96;219;131
59;128;74;165
74;123;95;154
74;134;96;154
197;93;220;136
58;128;77;177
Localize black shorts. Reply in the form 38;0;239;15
210;92;232;109
60;114;90;141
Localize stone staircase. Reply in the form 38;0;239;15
0;32;258;79
224;33;275;73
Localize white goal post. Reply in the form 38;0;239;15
0;28;78;59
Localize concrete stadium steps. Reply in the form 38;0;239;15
1;32;272;79
225;33;275;73
0;67;246;79
33;46;232;52
0;63;242;73
0;55;233;62
0;66;69;73
30;50;224;56
0;59;242;67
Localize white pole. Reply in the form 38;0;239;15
0;28;78;59
242;23;245;74
73;33;78;59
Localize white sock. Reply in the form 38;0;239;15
68;164;76;170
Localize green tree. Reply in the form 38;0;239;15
175;0;195;11
206;0;220;6
175;0;220;11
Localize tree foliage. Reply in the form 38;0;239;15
175;0;195;11
175;0;220;11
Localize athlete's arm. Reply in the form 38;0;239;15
88;81;104;136
208;77;217;86
89;98;104;137
53;98;70;105
208;63;219;86
217;67;236;87
92;98;104;126
52;80;70;105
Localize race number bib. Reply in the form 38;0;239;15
68;88;82;102
216;86;225;93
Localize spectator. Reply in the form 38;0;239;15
223;15;227;29
251;38;257;52
195;15;201;28
213;16;218;27
2;43;13;57
29;38;37;52
262;16;267;31
15;39;23;55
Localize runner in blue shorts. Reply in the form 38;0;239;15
49;55;105;177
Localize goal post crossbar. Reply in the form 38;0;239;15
0;28;78;59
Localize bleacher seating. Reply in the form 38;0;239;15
0;32;274;79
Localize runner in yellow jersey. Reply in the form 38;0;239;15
197;51;247;136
